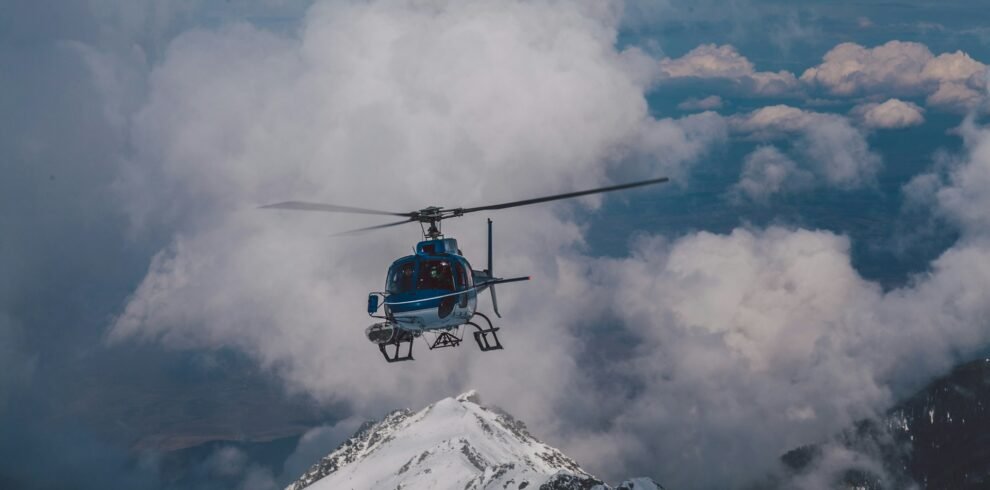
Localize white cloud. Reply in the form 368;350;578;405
731;104;820;135
279;417;366;484
676;95;723;111
928;80;985;112
801;41;930;95
659;44;754;78
558;227;892;486
730;105;882;189
910;118;990;239
801;41;988;112
594;117;990;486
651;40;986;111
657;44;801;96
632;111;728;181
563;184;990;484
797;115;882;188
731;146;813;202
851;98;925;129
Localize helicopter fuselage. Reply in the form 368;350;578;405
367;238;491;335
364;226;530;361
383;245;480;330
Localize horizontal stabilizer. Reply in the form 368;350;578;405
484;276;530;286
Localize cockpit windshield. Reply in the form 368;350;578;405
417;260;454;291
387;261;416;294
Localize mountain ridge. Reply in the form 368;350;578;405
781;358;990;489
287;390;664;490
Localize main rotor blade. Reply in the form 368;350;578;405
261;201;413;217
332;218;418;236
458;176;669;215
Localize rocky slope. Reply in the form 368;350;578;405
781;358;990;489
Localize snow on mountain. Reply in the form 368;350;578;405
287;390;665;490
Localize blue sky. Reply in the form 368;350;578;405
2;1;990;489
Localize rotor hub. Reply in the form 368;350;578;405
411;206;465;239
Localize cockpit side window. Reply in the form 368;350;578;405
454;260;470;289
387;261;416;294
417;260;454;291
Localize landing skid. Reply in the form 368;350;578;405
468;312;503;352
379;330;415;363
377;313;503;362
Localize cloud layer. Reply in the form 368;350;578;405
677;95;723;112
731;145;812;201
109;0;724;436
730;105;883;190
558;119;990;484
657;44;801;96
653;40;988;113
801;41;987;111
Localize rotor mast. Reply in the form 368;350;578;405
416;206;448;240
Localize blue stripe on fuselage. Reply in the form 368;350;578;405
384;287;478;313
386;296;441;313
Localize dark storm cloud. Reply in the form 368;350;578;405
0;2;323;489
0;19;159;487
0;394;159;489
0;1;139;397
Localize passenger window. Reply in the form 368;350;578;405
387;262;416;294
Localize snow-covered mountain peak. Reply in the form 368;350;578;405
287;391;665;490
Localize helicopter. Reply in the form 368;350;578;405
262;176;669;362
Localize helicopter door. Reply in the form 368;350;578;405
454;261;469;308
387;261;416;294
418;260;456;318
